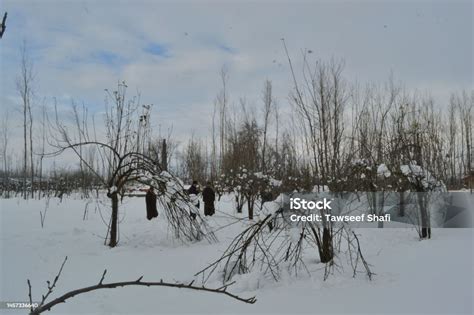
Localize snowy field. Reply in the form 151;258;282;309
1;193;473;315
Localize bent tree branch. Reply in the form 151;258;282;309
28;258;256;315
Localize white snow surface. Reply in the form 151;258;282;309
1;193;473;314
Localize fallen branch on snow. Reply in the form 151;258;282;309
27;257;256;315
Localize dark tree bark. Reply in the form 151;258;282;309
161;139;168;171
247;198;254;220
417;192;431;239
320;227;333;263
311;225;334;263
109;192;119;247
235;195;243;213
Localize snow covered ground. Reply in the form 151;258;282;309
1;193;473;314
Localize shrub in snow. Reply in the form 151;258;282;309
195;203;373;285
400;161;446;192
398;161;447;239
216;167;283;219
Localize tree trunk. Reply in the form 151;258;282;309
29;102;34;199
320;227;333;263
310;225;333;263
399;191;405;217
23;100;27;199
236;194;243;213
161;139;168;171
377;191;385;228
109;192;119;247
247;197;253;220
417;193;430;239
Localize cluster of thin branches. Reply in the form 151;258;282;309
195;207;373;285
195;214;279;283
145;170;218;243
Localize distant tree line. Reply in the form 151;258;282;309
176;58;472;193
1;47;472;200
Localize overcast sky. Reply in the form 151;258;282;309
0;0;472;168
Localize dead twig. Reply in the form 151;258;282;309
352;231;374;280
28;257;256;315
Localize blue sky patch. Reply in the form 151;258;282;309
144;42;170;57
217;43;237;54
91;51;124;66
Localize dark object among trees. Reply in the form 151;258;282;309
202;184;215;216
145;187;158;220
188;182;199;195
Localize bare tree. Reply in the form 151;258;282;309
261;80;273;172
0;111;10;196
17;42;34;199
50;81;216;247
216;66;229;172
447;97;458;187
182;137;208;183
274;99;280;170
211;100;218;180
37;100;47;199
457;91;473;180
148;128;177;172
161;139;168;171
28;87;34;198
282;42;350;261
